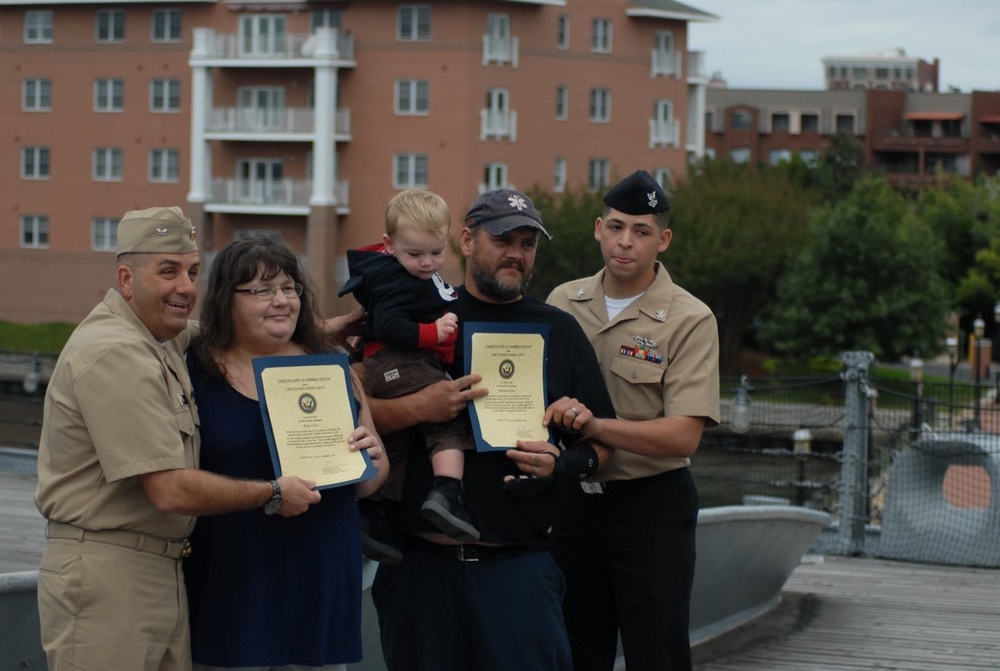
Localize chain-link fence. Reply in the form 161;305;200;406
698;352;1000;567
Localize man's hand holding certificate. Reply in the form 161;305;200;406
464;322;552;452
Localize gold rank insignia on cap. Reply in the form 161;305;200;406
117;206;198;256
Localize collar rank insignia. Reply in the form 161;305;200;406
575;289;586;298
155;228;169;236
655;309;666;320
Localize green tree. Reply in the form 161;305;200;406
759;175;950;360
667;159;817;375
813;133;867;202
917;175;1000;291
525;185;606;300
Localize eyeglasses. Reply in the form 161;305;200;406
233;283;303;300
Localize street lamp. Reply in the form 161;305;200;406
731;375;751;434
973;316;986;431
910;353;924;435
793;428;812;506
22;354;40;395
946;335;959;428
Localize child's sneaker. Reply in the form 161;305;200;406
420;477;480;542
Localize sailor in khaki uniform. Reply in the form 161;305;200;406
35;206;322;671
547;171;720;671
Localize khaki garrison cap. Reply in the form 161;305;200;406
116;206;197;256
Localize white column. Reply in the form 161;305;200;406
187;28;214;202
310;27;338;206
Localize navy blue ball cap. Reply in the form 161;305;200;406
603;170;671;215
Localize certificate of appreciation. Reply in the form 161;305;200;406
464;322;552;452
252;353;376;489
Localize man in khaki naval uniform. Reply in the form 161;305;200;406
35;206;321;671
547;170;720;671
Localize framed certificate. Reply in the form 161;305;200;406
252;353;376;489
463;322;553;452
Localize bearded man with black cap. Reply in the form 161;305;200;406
36;206;320;671
366;189;616;671
547;171;721;671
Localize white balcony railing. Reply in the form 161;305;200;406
480;110;518;141
651;49;683;78
482;35;519;67
193;30;355;62
649;119;681;148
687;51;708;81
206;107;351;137
209;178;350;209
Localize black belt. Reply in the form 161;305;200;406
406;535;530;562
580;467;689;495
46;522;191;560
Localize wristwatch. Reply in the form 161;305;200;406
263;479;282;515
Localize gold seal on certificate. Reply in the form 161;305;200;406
464;322;552;452
253;353;376;489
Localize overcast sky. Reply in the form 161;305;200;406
686;0;1000;92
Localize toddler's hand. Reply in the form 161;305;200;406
436;312;458;343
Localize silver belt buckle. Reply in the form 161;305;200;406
580;482;605;495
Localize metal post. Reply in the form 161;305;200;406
840;351;874;556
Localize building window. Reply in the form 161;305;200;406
555;85;568;120
93;148;123;181
151;9;182;42
23;79;52;111
557;14;569;49
801;113;820;133
394;153;429;188
21;215;49;249
835;114;855;134
96;9;126;43
554;157;567;193
150;79;181;112
149;149;179;182
395;79;430;115
591;18;612;53
22;147;50;179
91;217;118;251
730;148;751;163
731;110;752;131
589;88;611;123
483;162;508;191
851;66;868;78
397;5;431;41
771;113;790;133
94;79;124;112
653;168;672;193
25;10;54;43
588;158;609;192
769;149;792;165
310;9;341;32
239;14;286;56
705;110;715;133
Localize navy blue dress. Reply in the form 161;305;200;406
184;352;363;667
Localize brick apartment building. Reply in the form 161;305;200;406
706;87;1000;189
822;48;939;93
1;0;717;324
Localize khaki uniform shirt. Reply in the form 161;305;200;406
548;262;720;481
36;289;199;540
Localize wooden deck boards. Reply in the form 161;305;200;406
4;471;999;670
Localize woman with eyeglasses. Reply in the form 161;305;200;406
184;236;388;671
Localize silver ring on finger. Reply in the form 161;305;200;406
569;407;580;416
